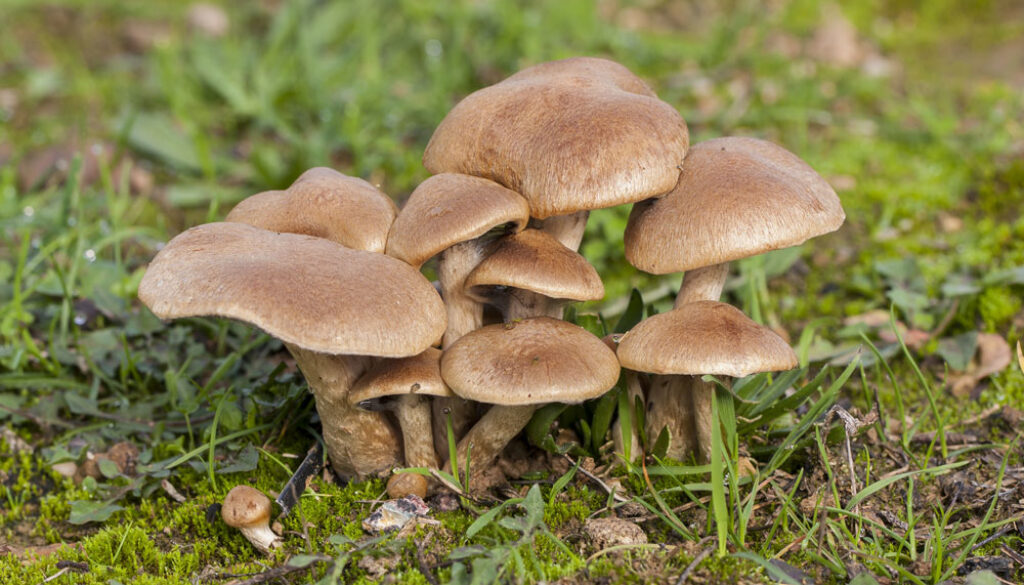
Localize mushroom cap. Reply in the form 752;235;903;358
226;167;398;254
349;347;453;404
616;301;797;377
625;136;845;274
440;317;620;405
386;174;531;268
464;229;604;302
423;57;689;219
138;222;446;357
221;485;272;528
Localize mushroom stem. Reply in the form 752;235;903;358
674;263;728;308
447;404;536;488
643;262;729;463
286;345;402;480
394;394;440;469
438;241;489;347
239;525;282;554
503;289;555;322
644;374;697;460
434;240;488;460
612;371;644;462
536;210;590;251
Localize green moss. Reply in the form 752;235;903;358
978;287;1021;331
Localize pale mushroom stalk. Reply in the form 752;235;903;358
448;404;536;486
535;210;590;251
438;241;490;347
392;394;440;469
287;346;402;480
434;240;491;456
645;263;730;462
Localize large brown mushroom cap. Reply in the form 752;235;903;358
624;137;845;274
226;167;398;254
138;222;445;357
617;301;797;378
440;317;620;405
423;57;689;219
386;173;531;268
464;229;604;303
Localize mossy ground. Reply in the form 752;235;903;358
2;1;1024;583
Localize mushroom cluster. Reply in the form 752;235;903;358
138;57;844;495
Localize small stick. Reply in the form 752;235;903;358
674;545;714;585
563;454;629;503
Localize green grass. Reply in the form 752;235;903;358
2;0;1024;583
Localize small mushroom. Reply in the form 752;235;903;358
350;347;453;475
138;222;446;480
424;57;689;250
221;485;282;554
623;137;845;459
617;301;797;462
464;228;604;320
440;317;620;487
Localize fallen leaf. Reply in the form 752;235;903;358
949;333;1012;397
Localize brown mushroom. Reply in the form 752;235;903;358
349;347;453;473
423;57;689;250
622;137;844;460
464;228;604;320
226;167;397;253
617;301;797;462
138;222;446;479
221;485;281;554
440;317;620;487
386;173;531;456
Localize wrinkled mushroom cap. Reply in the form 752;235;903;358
226;167;398;254
440;317;620;405
349;347;453;404
221;485;272;528
625;137;845;274
386;174;531;267
138;222;445;357
464;229;604;302
423;57;689;219
617;301;797;377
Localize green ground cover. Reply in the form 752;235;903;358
1;1;1023;583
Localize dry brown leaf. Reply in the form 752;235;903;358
949;333;1012;397
1017;340;1023;373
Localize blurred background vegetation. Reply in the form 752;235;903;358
1;0;1023;582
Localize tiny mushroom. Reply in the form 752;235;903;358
440;317;620;486
221;485;282;554
423;56;689;251
138;222;446;480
